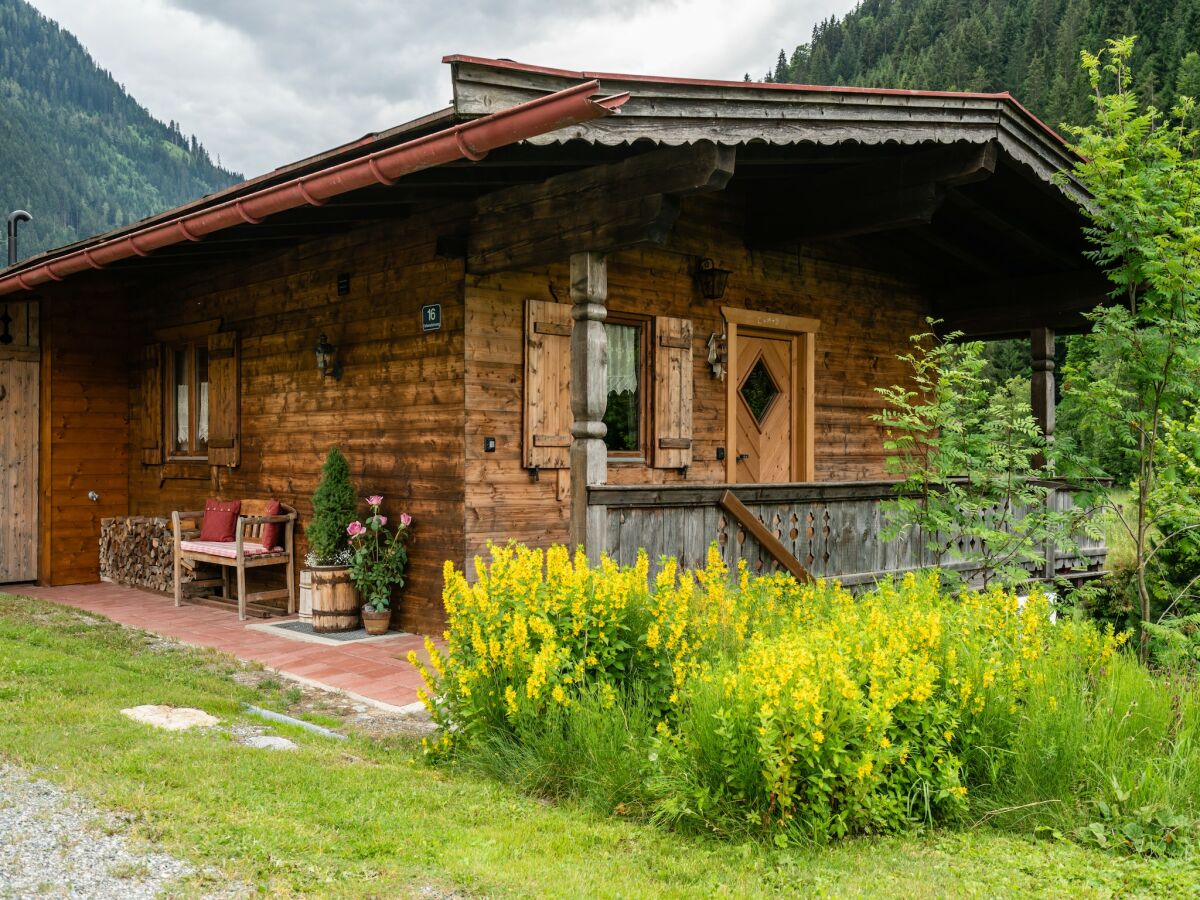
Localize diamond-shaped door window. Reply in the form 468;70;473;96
740;357;780;424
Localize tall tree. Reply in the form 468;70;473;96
1061;38;1200;659
764;0;1200;127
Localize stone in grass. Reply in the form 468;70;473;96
120;705;220;731
241;735;298;751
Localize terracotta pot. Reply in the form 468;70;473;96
361;606;391;636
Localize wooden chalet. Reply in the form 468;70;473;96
0;56;1111;633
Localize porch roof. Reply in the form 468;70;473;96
444;55;1086;204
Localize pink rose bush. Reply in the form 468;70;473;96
346;495;414;612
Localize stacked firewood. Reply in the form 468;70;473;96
99;517;192;594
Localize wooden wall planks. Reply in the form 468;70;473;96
37;185;929;632
462;192;931;563
123;215;468;634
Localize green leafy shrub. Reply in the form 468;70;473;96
1079;779;1192;857
305;447;357;565
871;326;1090;590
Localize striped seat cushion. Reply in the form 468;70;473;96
179;540;280;559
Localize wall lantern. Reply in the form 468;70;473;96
315;333;341;381
695;257;732;300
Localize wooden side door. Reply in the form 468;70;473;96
0;356;39;582
735;334;793;483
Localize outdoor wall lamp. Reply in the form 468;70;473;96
695;257;732;300
315;333;341;380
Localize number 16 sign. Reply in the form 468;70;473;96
421;303;442;332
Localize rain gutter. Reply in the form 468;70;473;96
0;80;628;296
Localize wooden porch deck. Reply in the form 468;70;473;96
14;583;428;710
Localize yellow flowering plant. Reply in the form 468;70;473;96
410;543;1128;842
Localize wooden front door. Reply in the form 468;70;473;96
735;334;793;483
0;357;39;582
723;307;819;484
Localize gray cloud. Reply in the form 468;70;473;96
31;0;851;177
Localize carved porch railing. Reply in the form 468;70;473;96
589;480;1108;587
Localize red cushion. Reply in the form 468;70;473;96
259;500;284;551
199;499;241;542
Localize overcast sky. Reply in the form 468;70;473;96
30;0;853;178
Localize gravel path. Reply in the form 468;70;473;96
0;762;196;898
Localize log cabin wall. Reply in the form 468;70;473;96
38;289;133;585
123;214;468;634
463;192;930;560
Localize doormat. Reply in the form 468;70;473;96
248;620;408;646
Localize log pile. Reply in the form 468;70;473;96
99;517;193;594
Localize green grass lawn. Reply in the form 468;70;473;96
0;594;1191;898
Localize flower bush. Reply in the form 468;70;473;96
410;544;1144;843
346;496;412;612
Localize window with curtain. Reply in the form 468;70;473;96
169;342;209;458
603;321;642;455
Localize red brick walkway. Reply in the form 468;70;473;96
16;583;428;710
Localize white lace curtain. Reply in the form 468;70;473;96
606;323;639;395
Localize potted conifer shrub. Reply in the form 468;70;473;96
347;495;413;635
305;447;359;633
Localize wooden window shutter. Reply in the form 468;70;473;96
140;342;164;465
207;331;240;467
653;316;694;469
524;298;573;469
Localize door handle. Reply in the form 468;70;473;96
736;453;750;462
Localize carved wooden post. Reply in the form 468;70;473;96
569;252;608;561
1030;326;1056;456
1031;326;1056;577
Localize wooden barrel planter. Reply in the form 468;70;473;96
309;567;359;632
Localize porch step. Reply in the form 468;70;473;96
181;594;288;619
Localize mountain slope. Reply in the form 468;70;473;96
0;0;240;261
764;0;1200;129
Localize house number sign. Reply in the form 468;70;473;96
421;303;442;332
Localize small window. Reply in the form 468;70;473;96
740;355;781;425
169;342;209;458
603;319;647;457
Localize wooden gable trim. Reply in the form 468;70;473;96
449;58;1086;204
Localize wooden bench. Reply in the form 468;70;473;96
171;501;298;620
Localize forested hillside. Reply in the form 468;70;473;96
763;0;1200;128
0;0;240;261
